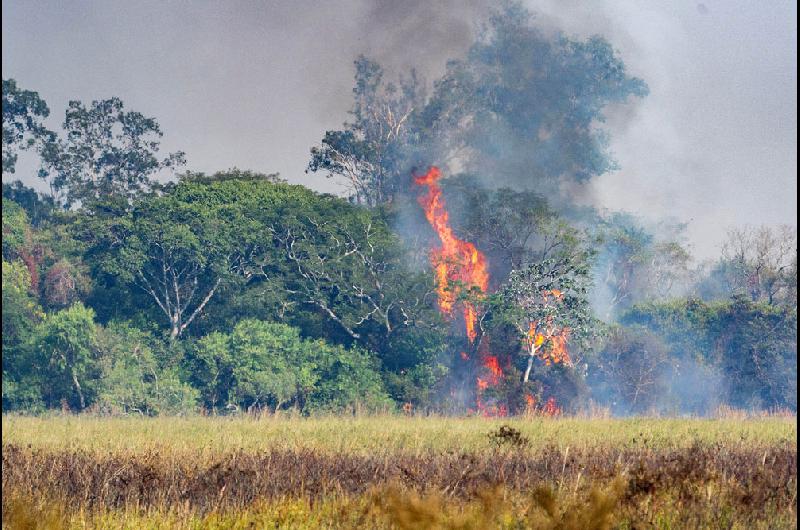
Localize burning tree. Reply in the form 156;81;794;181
414;166;596;414
495;257;594;384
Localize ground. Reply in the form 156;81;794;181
2;414;796;529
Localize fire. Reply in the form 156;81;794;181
414;166;565;417
526;321;572;367
524;290;573;368
542;397;561;417
414;166;489;343
415;166;504;416
524;394;561;417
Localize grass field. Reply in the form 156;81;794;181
2;414;797;529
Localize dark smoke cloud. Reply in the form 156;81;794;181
2;0;796;259
356;0;489;80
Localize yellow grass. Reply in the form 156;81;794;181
2;413;795;456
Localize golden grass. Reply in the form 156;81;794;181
2;414;796;529
3;413;795;456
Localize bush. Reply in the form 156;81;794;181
96;322;198;415
188;319;391;413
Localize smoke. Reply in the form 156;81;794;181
586;325;726;416
3;0;795;414
4;1;794;258
356;0;489;81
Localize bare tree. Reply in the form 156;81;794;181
717;225;797;305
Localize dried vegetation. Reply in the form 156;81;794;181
2;416;796;529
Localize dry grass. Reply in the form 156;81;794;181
3;413;795;454
2;414;796;529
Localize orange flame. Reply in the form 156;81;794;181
415;166;506;416
414;166;489;343
542;397;561;417
524;290;573;367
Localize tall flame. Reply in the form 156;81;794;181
414;166;489;343
415;166;505;416
414;166;566;418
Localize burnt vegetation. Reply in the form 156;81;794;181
2;439;796;528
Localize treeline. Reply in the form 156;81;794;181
2;3;796;415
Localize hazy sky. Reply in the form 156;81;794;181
2;0;796;259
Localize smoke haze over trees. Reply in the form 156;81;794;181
2;2;796;416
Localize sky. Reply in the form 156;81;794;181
2;0;796;259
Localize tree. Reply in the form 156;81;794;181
42;258;90;310
698;225;797;307
434;4;648;195
440;176;555;275
309;4;647;209
593;213;693;318
495;256;595;383
2;79;54;175
2;198;29;260
248;196;433;344
40;97;185;206
623;297;797;411
706;296;797;410
96;322;198;415
307;338;392;412
29;303;99;410
78;176;439;351
2;198;48;300
590;325;672;414
2;259;43;409
171;167;285;187
308;56;424;206
78;191;241;338
188;319;389;413
2;180;57;227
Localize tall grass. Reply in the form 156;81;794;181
3;413;795;454
2;414;796;529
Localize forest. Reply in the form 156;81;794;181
2;4;796;418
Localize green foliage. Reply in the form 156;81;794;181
175;167;285;186
2;259;43;410
77;185;244;338
1;260;40;345
39;97;185;206
495;256;596;355
1;198;29;260
28;303;99;410
78;176;443;383
623;297;797;411
188;319;391;413
96;322;198;415
307;338;393;413
2;78;54;175
2;180;57;226
1;22;796;416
